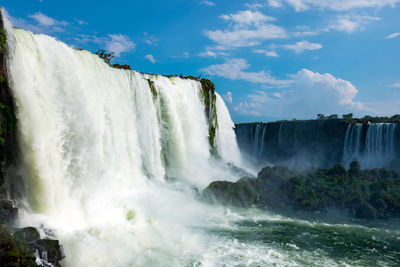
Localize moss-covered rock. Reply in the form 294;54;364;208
0;29;6;51
0;225;38;266
200;79;218;152
203;177;262;208
146;79;157;99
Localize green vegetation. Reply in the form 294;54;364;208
95;49;114;65
0;225;38;266
200;79;218;152
287;162;400;219
146;79;158;99
0;102;15;146
0;29;7;51
204;162;400;220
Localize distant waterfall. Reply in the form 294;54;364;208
342;123;398;168
251;123;267;158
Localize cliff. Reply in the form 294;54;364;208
235;119;400;171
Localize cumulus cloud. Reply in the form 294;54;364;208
11;12;69;34
283;40;322;53
28;12;68;26
106;34;136;57
204;10;287;48
223;91;233;104
234;69;367;119
387;32;400;39
75;34;135;57
267;0;399;12
201;58;292;86
145;54;156;64
220;10;276;27
327;15;380;33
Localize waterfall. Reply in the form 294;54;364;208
249;123;267;158
342;123;397;169
3;13;248;266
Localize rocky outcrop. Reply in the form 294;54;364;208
203;162;400;220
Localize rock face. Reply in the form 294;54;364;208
235;119;400;171
0;9;17;200
203;162;400;220
235;120;349;170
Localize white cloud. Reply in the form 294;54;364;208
267;0;399;12
145;54;156;64
233;69;366;119
283;40;322;53
204;10;287;48
390;81;400;88
28;12;68;26
74;18;87;25
327;15;380;33
223;91;233;104
143;32;158;46
198;50;229;57
201;58;292;86
268;0;284;8
245;3;265;9
387;32;400;39
220;10;276;27
253;49;279;57
12;12;69;34
106;34;136;57
200;0;215;6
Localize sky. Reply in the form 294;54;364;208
2;0;400;122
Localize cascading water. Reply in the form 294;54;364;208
251;124;267;158
2;11;251;265
342;123;398;168
2;8;400;267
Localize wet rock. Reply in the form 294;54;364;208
14;227;41;244
0;199;18;224
0;225;38;266
203;177;262;208
112;63;131;70
33;239;64;267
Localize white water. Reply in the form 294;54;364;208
342;123;398;168
1;9;257;265
251;124;267;158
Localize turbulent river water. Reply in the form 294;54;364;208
2;8;400;266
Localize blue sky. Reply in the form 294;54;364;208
2;0;400;122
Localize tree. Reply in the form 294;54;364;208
95;49;114;65
328;114;338;119
342;113;353;119
317;114;325;119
